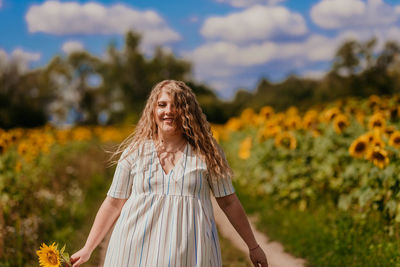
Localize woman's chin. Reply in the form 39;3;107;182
159;126;178;135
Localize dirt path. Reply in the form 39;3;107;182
97;198;306;267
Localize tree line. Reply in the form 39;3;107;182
1;32;399;129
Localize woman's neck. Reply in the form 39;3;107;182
156;132;186;150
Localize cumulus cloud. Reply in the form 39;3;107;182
311;0;400;29
302;70;327;80
0;48;41;73
25;1;181;48
215;0;285;8
185;24;400;97
62;41;84;54
395;5;400;15
201;5;307;43
184;34;341;71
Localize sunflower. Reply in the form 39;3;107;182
275;131;297;150
312;128;323;137
333;114;349;134
349;137;368;158
303;117;318;130
225;117;242;132
361;131;375;142
355;111;365;126
368;113;386;131
259;106;274;120
17;142;29;156
240;108;256;125
286;106;299;116
368;95;381;109
323;107;341;123
284;115;302;130
366;147;389;169
389;131;400;149
370;137;385;149
257;124;281;143
238;136;252;159
383;125;396;139
37;242;61;267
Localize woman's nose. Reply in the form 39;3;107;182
165;105;174;113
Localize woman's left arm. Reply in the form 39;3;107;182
216;193;268;267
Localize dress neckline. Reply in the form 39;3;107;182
152;139;188;177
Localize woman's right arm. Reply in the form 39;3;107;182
70;196;127;267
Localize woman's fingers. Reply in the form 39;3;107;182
70;253;79;264
72;258;83;267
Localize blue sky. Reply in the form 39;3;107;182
1;0;400;99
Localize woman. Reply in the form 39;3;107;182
70;80;268;267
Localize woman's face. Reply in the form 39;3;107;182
154;90;180;136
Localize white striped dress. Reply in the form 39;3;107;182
103;139;235;267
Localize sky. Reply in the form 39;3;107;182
1;0;400;99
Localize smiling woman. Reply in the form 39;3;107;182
70;80;268;267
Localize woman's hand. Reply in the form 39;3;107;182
70;247;91;267
249;245;268;267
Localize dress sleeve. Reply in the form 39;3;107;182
107;147;135;199
207;145;235;198
208;174;236;198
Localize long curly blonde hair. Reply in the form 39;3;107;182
108;80;233;181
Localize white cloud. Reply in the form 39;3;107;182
25;1;181;48
215;0;285;8
201;5;307;43
184;34;343;71
311;0;400;29
0;48;41;73
395;5;400;15
185;25;400;97
62;41;84;54
302;70;327;80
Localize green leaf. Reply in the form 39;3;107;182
60;244;66;254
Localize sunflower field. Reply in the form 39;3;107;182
2;93;400;266
0;125;133;266
214;94;400;266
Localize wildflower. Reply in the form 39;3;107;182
312;128;323;137
240;108;256;125
284;115;302;131
389;131;400;149
275;131;297;150
325;107;341;122
366;147;389;169
15;161;22;173
349;137;368;158
368;95;381;109
259;106;274;120
239;137;252;160
333;114;349;134
303;110;319;130
368;113;386;131
383;125;396;138
37;242;61;267
286;106;299;116
37;242;71;267
225;118;242;132
355;111;365;126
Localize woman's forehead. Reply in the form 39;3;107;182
157;89;174;101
